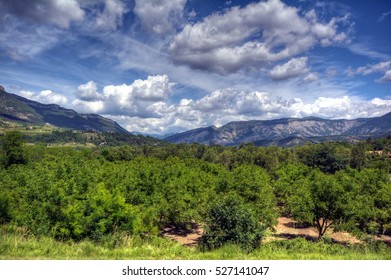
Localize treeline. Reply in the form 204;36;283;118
23;130;165;146
0;131;390;251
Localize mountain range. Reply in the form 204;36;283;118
164;113;391;146
2;85;390;147
0;86;128;133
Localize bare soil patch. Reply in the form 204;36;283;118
162;217;390;247
266;217;361;244
162;223;204;246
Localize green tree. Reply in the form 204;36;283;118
199;195;266;251
350;143;368;170
231;164;277;228
340;168;391;235
1;131;27;167
297;143;349;174
288;170;355;239
274;163;311;204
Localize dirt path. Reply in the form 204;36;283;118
162;217;389;246
265;217;361;244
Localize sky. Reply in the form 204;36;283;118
0;0;391;135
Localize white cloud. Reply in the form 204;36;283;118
0;0;84;28
347;43;390;61
76;81;103;101
94;0;128;31
355;61;391;75
379;70;391;83
371;98;391;106
102;87;391;134
27;72;387;135
308;14;349;46
378;10;391;22
19;90;68;106
269;57;309;80
347;61;391;82
72;75;175;117
72;99;105;113
170;0;349;74
302;72;318;83
326;67;337;78
134;0;186;35
0;19;64;59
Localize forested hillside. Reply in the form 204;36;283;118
0;131;390;259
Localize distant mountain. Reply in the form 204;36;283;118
0;86;128;133
164;113;391;146
130;131;175;139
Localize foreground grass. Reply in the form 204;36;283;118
0;226;390;260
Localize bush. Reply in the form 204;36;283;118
0;131;27;167
0;194;11;224
199;196;266;252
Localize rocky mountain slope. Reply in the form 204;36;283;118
165;113;391;146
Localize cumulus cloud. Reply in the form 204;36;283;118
170;0;349;74
102;87;391;134
134;0;186;35
95;0;128;31
192;92;391;129
72;75;175;117
72;99;105;114
0;0;85;28
269;57;309;80
306;10;349;46
59;73;391;135
19;90;68;106
76;81;103;101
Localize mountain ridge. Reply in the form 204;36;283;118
0;86;129;133
165;113;391;146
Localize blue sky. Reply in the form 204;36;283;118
0;0;390;134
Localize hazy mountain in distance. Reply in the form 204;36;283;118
164;113;391;146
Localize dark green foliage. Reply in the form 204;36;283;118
0;147;224;241
0;137;390;250
0;193;11;224
337;168;391;235
199;196;266;251
0;131;27;167
26;130;165;146
350;143;368;170
274;163;311;203
287;170;355;239
231;165;277;228
296;143;350;174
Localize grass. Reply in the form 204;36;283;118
0;122;55;135
1;225;390;260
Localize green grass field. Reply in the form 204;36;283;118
0;121;55;135
1;225;390;260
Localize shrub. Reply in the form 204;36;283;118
199;196;266;252
0;194;11;224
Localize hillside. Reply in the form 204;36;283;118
0;86;128;133
165;113;391;146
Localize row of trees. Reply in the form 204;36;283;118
1;131;390;250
